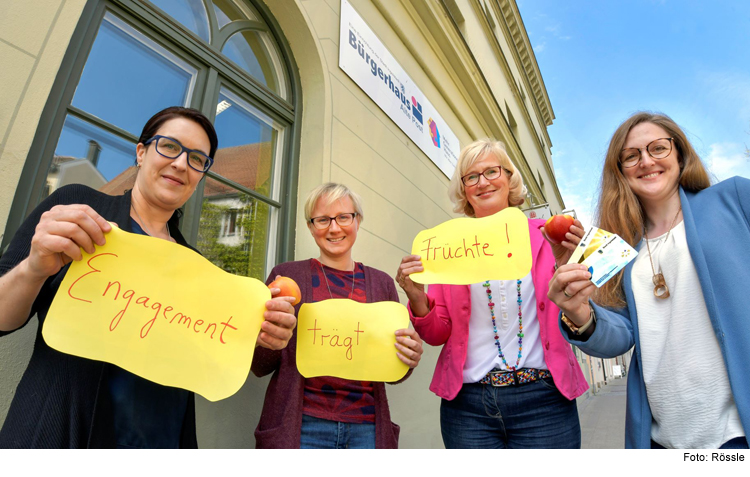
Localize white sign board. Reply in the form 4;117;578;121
523;204;551;221
339;0;460;178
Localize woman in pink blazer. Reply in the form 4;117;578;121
397;138;588;448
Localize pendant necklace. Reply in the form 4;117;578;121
644;207;681;299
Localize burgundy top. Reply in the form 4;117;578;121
251;259;411;448
303;260;375;423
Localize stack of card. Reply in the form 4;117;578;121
567;226;637;287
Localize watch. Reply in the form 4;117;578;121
561;306;595;335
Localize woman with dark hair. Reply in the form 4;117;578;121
0;106;297;448
549;112;749;449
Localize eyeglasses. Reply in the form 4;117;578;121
461;166;508;187
309;212;358;230
144;135;214;173
619;138;674;168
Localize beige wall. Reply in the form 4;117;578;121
0;0;562;449
0;0;87;429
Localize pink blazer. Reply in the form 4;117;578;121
409;219;589;401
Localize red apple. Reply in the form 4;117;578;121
544;214;575;244
268;276;302;305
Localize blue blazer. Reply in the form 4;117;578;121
563;177;750;448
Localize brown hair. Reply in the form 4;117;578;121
594;111;711;307
448;138;527;217
138;106;218;159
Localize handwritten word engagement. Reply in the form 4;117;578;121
66;253;238;344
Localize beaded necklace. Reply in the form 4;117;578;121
483;279;524;371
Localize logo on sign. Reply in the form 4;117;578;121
428;118;441;147
411;97;423;124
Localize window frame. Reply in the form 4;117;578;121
3;0;302;270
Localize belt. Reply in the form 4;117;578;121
478;368;552;387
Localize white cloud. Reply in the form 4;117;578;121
534;42;546;53
705;142;750;182
698;71;750;121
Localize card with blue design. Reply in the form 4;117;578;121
567;225;637;287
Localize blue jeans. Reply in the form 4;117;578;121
300;414;376;449
440;378;581;449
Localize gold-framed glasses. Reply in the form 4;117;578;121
619;138;674;168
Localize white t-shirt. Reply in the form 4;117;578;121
463;271;546;383
633;221;744;448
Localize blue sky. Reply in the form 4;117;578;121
517;0;750;226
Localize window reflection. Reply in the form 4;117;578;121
47;115;136;199
211;90;281;198
222;30;285;96
149;0;210;42
198;177;270;279
72;14;197;135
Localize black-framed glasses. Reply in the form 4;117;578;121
309;212;358;229
461;166;508;187
619;138;674;168
144;135;214;173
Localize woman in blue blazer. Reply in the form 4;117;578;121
548;112;749;449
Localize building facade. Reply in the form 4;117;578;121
1;0;573;448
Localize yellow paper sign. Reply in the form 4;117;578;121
409;207;532;285
296;300;410;382
43;226;270;402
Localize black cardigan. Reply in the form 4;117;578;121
0;184;197;448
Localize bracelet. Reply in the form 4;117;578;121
561;306;595;335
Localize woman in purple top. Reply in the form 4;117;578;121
252;182;423;449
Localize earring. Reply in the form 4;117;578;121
137;163;142;168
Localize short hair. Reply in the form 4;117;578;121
448;138;527;217
304;183;365;224
138;106;219;159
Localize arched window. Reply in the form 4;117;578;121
7;0;299;280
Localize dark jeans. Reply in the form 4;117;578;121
300;414;376;449
440;378;581;449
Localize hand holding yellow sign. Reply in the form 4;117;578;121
409;207;532;285
43;226;270;402
297;300;410;382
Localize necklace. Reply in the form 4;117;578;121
318;259;356;299
131;198;171;240
644;207;682;299
483;279;523;372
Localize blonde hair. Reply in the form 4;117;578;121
595;111;711;307
449;138;527;217
304;182;365;224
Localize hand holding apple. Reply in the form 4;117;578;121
543;214;576;244
541;215;585;266
268;276;302;305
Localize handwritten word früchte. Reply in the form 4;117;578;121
419;235;496;261
67;253;238;344
307;318;364;360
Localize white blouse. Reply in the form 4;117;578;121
633;221;743;448
463;271;547;383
